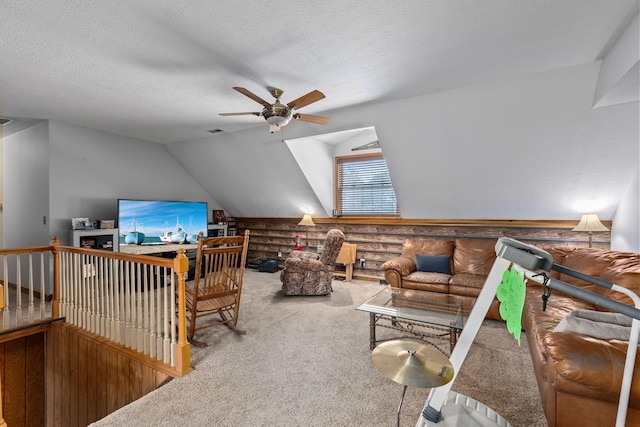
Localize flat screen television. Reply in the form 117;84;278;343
117;199;208;245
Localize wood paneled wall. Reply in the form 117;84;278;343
46;322;171;427
1;333;45;427
236;218;610;281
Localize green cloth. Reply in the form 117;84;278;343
497;266;526;345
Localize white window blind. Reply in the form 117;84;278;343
336;154;399;216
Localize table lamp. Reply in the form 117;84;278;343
572;213;609;248
298;214;316;249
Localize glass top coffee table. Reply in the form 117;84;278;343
356;287;475;355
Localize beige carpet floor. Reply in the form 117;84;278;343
91;270;547;427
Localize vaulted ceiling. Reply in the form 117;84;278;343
1;1;639;222
1;1;637;142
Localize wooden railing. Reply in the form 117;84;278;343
0;238;192;375
0;243;56;330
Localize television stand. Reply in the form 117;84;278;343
71;228;119;251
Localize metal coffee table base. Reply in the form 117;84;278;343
369;313;460;354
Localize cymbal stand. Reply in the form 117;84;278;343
397;384;408;427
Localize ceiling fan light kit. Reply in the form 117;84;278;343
264;98;293;130
220;86;330;132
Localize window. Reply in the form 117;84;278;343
335;153;399;216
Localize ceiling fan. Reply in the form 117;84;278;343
220;87;330;133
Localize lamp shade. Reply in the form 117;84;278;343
572;213;609;232
298;214;316;227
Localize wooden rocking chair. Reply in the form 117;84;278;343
185;229;250;346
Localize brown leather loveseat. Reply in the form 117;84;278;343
381;238;640;427
380;238;502;319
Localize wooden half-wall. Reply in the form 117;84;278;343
1;333;46;427
236;218;611;281
46;322;171;427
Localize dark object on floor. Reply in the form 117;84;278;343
258;260;279;273
247;257;268;269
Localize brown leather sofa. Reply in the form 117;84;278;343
523;247;640;427
381;239;640;427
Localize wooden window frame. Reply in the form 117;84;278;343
334;153;400;218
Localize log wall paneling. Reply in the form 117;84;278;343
236;218;611;281
1;333;46;427
46;322;171;427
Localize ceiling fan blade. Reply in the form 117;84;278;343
287;90;325;109
294;113;330;125
219;112;261;116
232;87;272;107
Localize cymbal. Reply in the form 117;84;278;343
372;340;454;389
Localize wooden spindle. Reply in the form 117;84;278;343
28;253;34;322
16;255;22;326
40;253;46;319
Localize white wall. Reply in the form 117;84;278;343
169;62;639;230
593;13;639;107
5;64;637;251
611;166;640;252
3;122;50;247
375;62;638;221
0;132;4;248
47;120;222;245
165;129;326;218
285;137;334;217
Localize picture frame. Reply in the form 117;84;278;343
72;217;90;230
212;210;226;224
99;219;115;229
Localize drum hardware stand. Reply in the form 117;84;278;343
372;340;454;427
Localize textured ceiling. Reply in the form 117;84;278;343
1;0;639;143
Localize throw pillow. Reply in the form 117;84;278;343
415;254;451;274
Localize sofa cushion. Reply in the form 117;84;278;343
544;332;640;399
599;255;640;307
401;239;454;262
405;271;451;285
522;287;597;391
540;246;576;280
448;273;486;289
559;248;629;292
415;254;451;274
453;238;496;275
448;273;487;297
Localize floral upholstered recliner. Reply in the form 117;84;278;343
280;229;345;295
